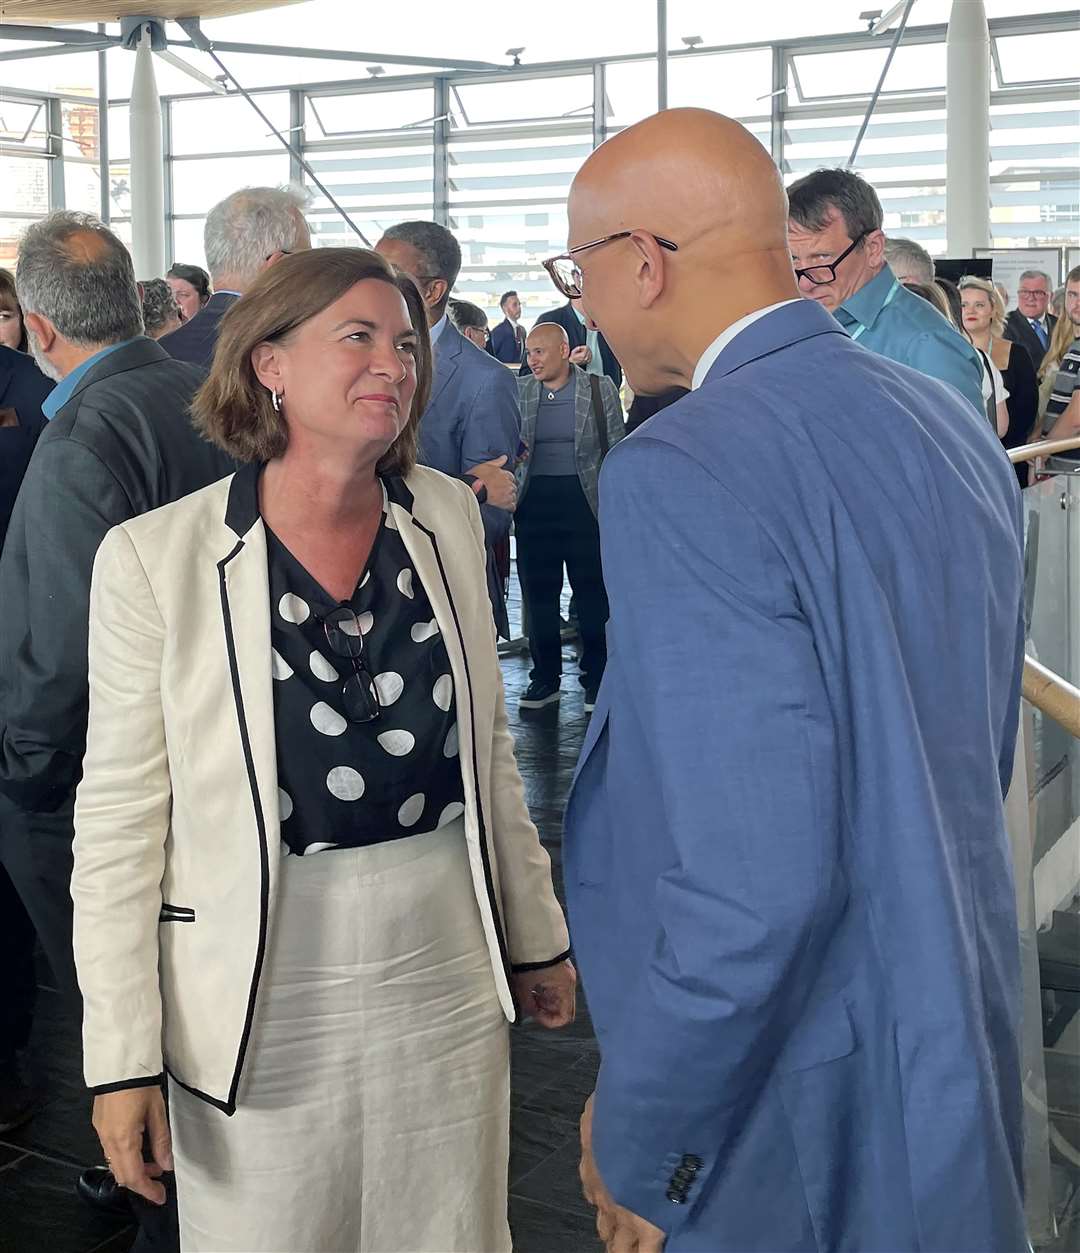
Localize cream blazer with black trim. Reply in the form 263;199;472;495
72;463;569;1115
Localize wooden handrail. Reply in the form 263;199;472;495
1024;656;1080;739
1009;436;1080;464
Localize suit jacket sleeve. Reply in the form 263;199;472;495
456;481;569;968
589;438;841;1234
72;524;169;1091
0;430;135;811
906;330;986;417
600;376;626;451
460;365;521;547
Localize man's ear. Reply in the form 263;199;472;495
426;278;449;310
23;311;55;354
629;231;667;309
251;341;284;395
865;229;887;269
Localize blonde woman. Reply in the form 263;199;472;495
959;275;1038;482
71;247;574;1252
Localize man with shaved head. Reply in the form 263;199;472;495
560;110;1026;1252
515;321;624;713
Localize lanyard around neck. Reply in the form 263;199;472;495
848;278;900;342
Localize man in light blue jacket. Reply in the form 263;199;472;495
561;109;1026;1253
788;167;986;418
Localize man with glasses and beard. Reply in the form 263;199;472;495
787;168;984;416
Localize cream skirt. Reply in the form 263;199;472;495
169;819;511;1253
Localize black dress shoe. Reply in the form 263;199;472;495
0;1055;40;1133
76;1165;132;1216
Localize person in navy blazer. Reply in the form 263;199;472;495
489;290;526;364
160;186;312;371
377;222;521;638
0;345;53;547
562;110;1027;1252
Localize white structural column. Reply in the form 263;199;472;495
129;26;166;278
945;0;992;256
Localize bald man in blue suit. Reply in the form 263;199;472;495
562;110;1026;1252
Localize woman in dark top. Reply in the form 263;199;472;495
959;276;1039;487
72;248;575;1252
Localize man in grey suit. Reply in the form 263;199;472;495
0;211;233;1241
375;221;520;636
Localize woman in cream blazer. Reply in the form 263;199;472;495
72;248;573;1253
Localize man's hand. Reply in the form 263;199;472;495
511;959;576;1028
580;1095;666;1252
92;1086;173;1206
466;455;517;512
569;345;593;367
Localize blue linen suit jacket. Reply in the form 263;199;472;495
419;321;521;635
564;299;1027;1251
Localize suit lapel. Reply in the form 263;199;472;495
573;367;591;452
427;324;463;411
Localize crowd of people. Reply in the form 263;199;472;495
0;108;1078;1253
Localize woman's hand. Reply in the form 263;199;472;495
92;1085;173;1206
512;958;577;1028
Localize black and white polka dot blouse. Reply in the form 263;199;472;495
264;482;465;857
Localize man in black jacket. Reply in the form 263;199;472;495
1003;269;1057;370
0;211;233;1241
520;297;623;387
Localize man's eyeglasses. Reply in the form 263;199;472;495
793;232;867;287
321;606;381;724
543;230;679;300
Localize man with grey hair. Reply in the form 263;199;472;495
1004;268;1057;367
884;236;935;287
161;184;310;370
377;219;521;636
0;210;233;1235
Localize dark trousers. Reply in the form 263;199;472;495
0;799;79;1001
0;861;36;1058
515;475;608;689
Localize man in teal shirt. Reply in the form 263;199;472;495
787;168;984;417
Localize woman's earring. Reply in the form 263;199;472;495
271;389;283;413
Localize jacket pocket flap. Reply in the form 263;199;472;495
780;998;856;1073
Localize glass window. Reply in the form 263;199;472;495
306;89;435;140
0;156;50;216
61;100;99;162
995;30;1080;86
0;98;47;150
990;101;1080;249
108;164;132;219
447;135;592;207
0;215;38;270
171;153;291;215
171;93;291;155
170;217;207;270
450;77;592;129
790;43;947;102
669;48;773;118
304;145;434;212
450;203;569;269
604;60;658;130
784;109;947;186
307;213;424;250
108;106;130;163
64;161;101;214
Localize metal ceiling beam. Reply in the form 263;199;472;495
0;40;112;63
167;38;502;73
0;24;121;46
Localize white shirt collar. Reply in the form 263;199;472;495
691;300;801;390
430;313;448;346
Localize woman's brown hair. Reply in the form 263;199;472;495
193;247;432;476
0;267;28;352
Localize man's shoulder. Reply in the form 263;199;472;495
48;355;204;446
